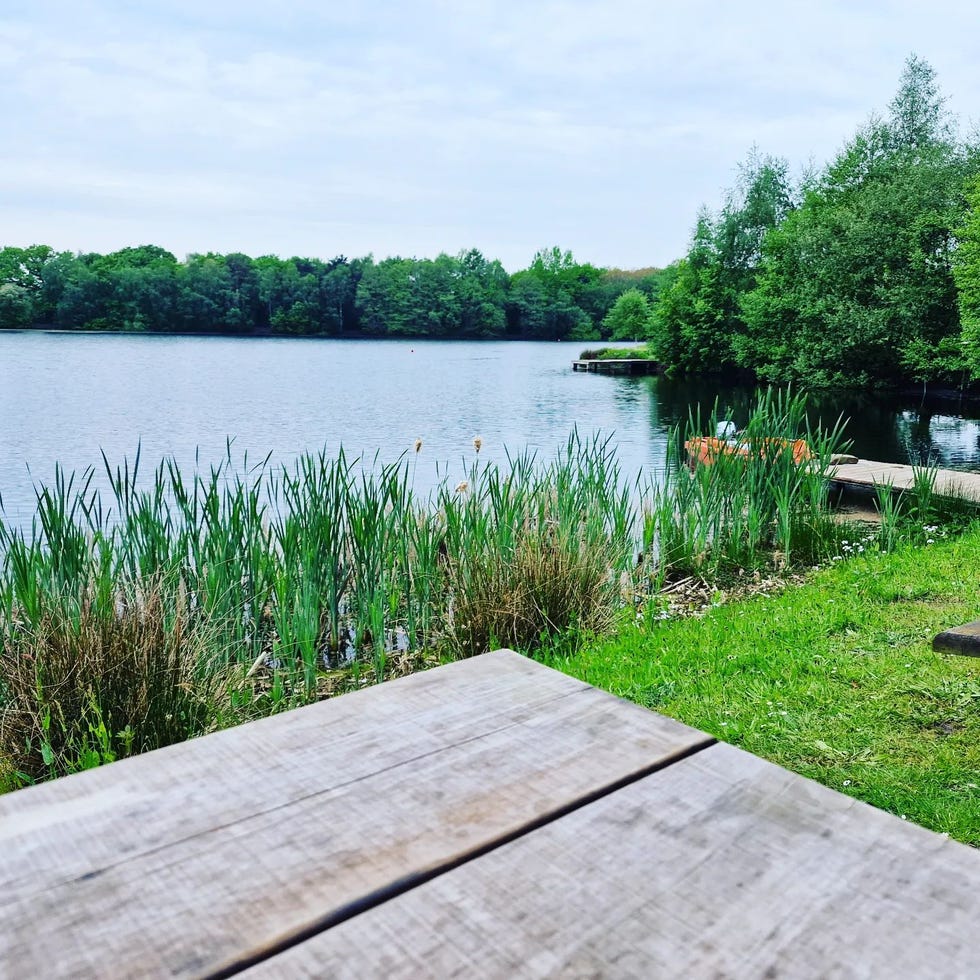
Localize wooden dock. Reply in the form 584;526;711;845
3;650;980;977
832;457;980;503
572;358;662;375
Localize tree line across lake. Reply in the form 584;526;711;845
5;56;980;389
0;242;663;344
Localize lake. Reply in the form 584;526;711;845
3;331;980;525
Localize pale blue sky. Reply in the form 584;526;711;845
2;1;975;270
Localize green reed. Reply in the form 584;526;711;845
872;460;979;549
648;387;851;579
2;405;873;785
438;432;636;656
1;433;634;708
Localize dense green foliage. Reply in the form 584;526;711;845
653;57;980;389
652;155;795;374
953;175;980;377
601;287;654;340
578;345;658;361
0;242;664;342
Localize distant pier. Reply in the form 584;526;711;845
572;358;663;376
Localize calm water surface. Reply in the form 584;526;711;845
3;332;980;524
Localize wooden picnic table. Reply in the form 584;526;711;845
2;649;979;978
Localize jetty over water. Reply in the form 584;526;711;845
3;650;979;977
572;358;662;375
831;457;980;503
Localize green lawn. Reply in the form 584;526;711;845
542;527;980;846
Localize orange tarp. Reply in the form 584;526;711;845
684;436;813;467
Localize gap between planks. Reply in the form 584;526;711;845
248;741;980;979
208;736;717;979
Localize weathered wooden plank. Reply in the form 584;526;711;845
255;741;980;979
832;458;980;502
0;650;711;979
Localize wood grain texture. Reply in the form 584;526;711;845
0;649;710;978
254;741;980;979
831;458;980;502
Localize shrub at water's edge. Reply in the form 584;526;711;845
578;345;658;361
0;577;218;783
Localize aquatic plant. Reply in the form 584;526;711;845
4;398;922;786
441;433;635;656
645;387;852;579
0;432;639;779
0;576;217;783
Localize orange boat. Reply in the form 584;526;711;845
685;436;813;468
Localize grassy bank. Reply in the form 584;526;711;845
543;529;980;845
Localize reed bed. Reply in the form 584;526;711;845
4;391;946;787
0;432;637;782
